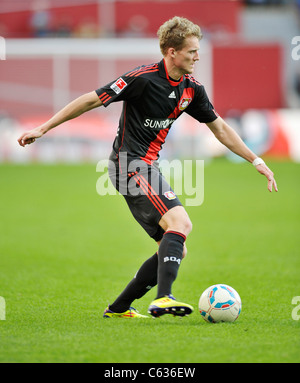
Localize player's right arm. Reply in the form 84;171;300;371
18;91;102;147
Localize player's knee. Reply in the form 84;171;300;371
159;206;193;237
167;218;192;237
184;217;193;236
179;216;192;237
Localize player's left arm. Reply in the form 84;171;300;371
206;116;278;192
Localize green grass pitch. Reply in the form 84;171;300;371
0;159;299;363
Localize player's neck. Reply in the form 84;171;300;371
163;57;184;81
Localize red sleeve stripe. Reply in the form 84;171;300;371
101;95;111;103
132;68;159;77
185;74;202;86
99;92;111;103
128;64;159;77
212;108;220;117
127;63;158;77
126;64;157;76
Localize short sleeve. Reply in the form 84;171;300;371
185;85;219;123
95;72;147;107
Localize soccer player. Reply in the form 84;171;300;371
18;17;278;319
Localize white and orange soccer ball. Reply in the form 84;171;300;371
198;284;242;323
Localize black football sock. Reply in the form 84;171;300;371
109;252;158;313
156;231;186;299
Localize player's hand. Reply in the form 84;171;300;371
255;163;278;192
18;128;44;147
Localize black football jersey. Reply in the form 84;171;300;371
95;59;218;164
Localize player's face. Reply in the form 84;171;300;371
173;36;200;75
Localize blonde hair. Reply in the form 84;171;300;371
157;16;202;56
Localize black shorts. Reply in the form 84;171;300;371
108;151;182;242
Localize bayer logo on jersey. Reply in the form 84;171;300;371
179;97;192;111
198;284;242;323
164;191;176;200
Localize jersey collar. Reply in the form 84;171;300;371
159;59;183;87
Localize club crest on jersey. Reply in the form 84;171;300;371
179;97;192;111
164;191;177;200
110;77;127;94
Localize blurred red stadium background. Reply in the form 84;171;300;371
0;0;299;163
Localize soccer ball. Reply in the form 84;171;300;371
198;284;242;323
